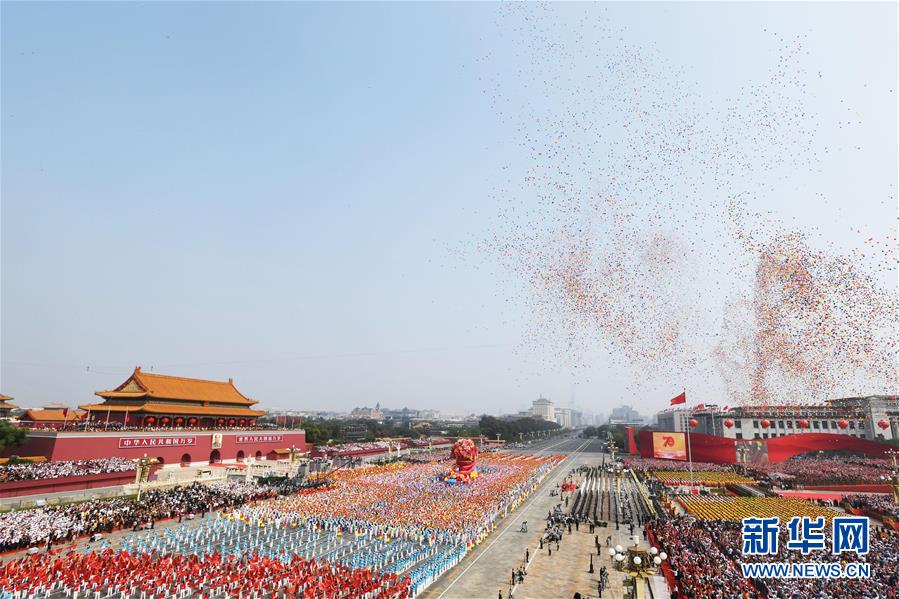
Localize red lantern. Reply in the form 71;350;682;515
878;420;890;430
160;417;170;425
188;417;198;427
175;417;184;426
688;419;699;428
217;418;225;426
238;419;246;427
797;419;809;429
146;416;157;425
228;418;236;426
760;419;770;429
723;419;734;429
837;420;849;430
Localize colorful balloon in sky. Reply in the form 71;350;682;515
481;5;896;406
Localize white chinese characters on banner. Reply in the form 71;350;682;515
118;436;197;449
235;435;284;444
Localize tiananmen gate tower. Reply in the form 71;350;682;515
80;367;266;428
4;368;307;468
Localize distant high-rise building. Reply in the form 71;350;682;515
608;405;647;426
530;397;555;421
555;407;572;428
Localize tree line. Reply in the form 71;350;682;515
298;415;561;445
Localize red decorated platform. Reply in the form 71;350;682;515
638;430;891;464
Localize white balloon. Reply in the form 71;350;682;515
614;545;623;553
607;547;617;556
615;553;625;562
633;556;642;565
659;552;668;561
649;547;658;555
653;556;662;565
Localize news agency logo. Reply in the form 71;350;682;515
740;516;870;579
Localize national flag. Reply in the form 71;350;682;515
670;391;686;405
694;403;705;410
124;410;130;426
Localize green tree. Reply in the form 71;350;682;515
0;421;26;454
478;415;561;441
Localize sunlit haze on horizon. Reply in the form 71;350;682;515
2;2;896;416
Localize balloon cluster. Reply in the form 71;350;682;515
443;439;479;484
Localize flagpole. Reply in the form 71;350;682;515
686;389;694;490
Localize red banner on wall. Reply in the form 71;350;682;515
118;436;196;449
236;434;284;444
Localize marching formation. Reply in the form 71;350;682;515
0;451;564;599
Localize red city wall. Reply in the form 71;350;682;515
638;430;890;464
4;430;308;467
0;470;137;498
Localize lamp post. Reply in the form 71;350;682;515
735;444;749;474
886;449;899;504
287;445;308;465
608;536;668;599
133;454;159;502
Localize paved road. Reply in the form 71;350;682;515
422;436;607;599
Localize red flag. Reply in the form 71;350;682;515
123;410;130;426
694;403;705;410
670;392;686;405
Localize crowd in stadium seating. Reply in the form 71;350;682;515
679;496;838;522
749;457;889;486
652;470;756;486
623;457;734;472
653;516;899;599
314;441;391;456
0;481;273;552
403;449;452;463
845;493;899;520
652;518;761;598
0;458;135;483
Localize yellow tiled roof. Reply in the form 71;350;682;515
95;367;257;406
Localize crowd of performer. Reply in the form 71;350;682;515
1;549;410;598
0;451;563;598
0;458;135;483
0;480;273;552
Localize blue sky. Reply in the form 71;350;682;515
2;2;895;416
